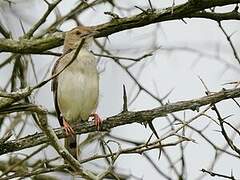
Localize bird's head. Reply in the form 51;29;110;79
63;26;96;52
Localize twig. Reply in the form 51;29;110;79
80;138;190;164
0;20;10;38
211;105;240;155
0;54;18;68
92;51;153;62
23;0;62;38
32;38;85;90
0;144;48;178
201;168;236;180
47;0;107;32
218;22;240;64
0;165;69;180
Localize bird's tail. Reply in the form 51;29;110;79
64;135;77;159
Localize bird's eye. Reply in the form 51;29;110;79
76;31;81;35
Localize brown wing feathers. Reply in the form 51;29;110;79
51;58;63;126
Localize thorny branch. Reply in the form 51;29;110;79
0;0;240;53
0;87;239;155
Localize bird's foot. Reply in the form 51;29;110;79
63;119;75;136
90;113;102;130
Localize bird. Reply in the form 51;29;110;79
51;26;101;159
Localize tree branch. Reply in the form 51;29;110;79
0;0;239;53
32;106;96;179
0;87;32;109
187;10;240;21
0;87;239;155
0;32;64;53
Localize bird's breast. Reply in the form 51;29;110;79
57;50;99;122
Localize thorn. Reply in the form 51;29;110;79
122;84;128;112
181;19;187;24
147;0;154;12
233;4;239;12
104;11;120;19
134;6;148;14
43;0;50;5
148;120;162;159
146;133;154;145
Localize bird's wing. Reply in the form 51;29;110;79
51;49;77;126
51;49;75;126
51;56;63;126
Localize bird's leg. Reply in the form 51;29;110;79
63;119;75;136
89;113;102;130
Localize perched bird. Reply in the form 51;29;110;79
51;26;101;159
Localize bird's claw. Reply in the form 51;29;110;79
90;113;102;130
63;119;75;137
